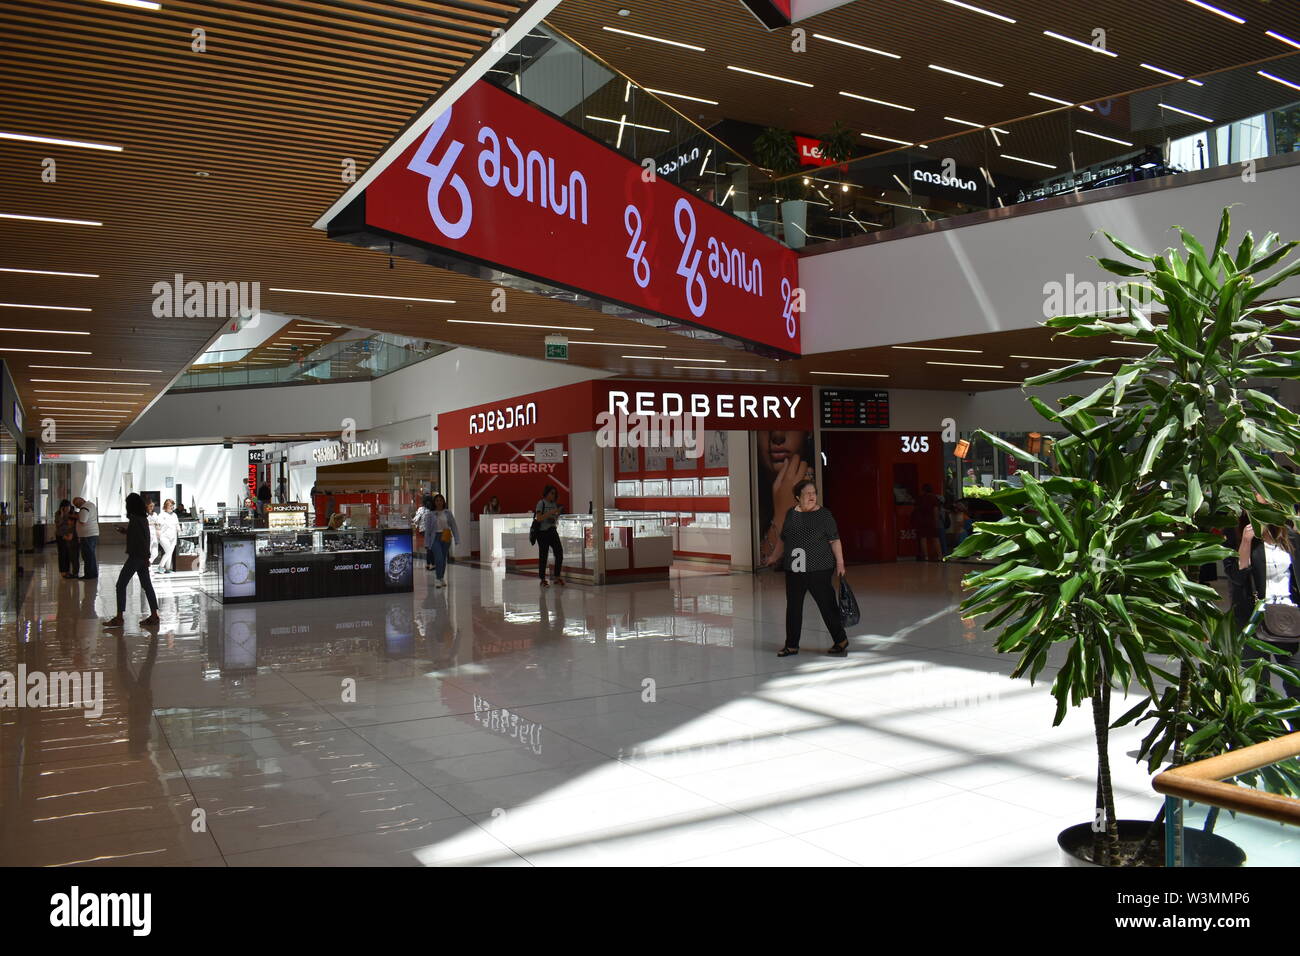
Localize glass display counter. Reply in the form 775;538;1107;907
479;511;673;580
173;519;206;573
212;527;413;604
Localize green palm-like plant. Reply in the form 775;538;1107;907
752;127;801;201
955;206;1300;865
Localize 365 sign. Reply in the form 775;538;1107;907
363;81;803;355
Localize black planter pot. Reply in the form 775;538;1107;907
1058;820;1247;867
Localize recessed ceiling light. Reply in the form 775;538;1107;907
0;267;98;277
929;64;1003;87
812;34;900;58
35;389;141;396
602;26;704;51
30;364;154;372
32;378;151;385
1258;70;1300;93
620;355;726;362
1043;30;1118;57
1266;30;1300;51
963;379;1023;385
939;0;1016;23
1009;354;1102;362
1028;92;1074;107
0;212;102;226
1001;153;1057;169
568;341;668;348
861;132;914;146
617;8;630;15
99;0;162;9
1182;0;1245;24
0;326;90;334
0;303;92;312
944;116;984;128
1159;103;1213;123
1140;63;1187;80
726;65;812;87
270;288;455;303
0;131;122;152
1076;129;1135;146
585;115;669;132
927;361;1005;368
891;345;984;353
839;91;915;111
810;371;889;378
447;319;595;331
644;89;719;105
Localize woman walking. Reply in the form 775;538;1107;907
104;493;160;628
422;493;460;588
154;498;180;573
534;484;564;587
55;499;80;579
763;479;849;657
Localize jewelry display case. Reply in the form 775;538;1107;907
212;528;413;604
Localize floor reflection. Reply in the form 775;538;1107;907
0;547;1241;867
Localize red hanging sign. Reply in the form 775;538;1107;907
363;81;802;355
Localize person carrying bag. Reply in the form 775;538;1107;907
763;479;850;657
1226;518;1300;701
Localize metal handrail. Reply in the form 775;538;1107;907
1152;731;1300;827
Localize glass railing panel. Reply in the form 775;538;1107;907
1164;769;1300;867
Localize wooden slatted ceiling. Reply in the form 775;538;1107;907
548;0;1300;173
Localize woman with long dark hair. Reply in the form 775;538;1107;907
55;499;79;579
1226;513;1300;700
762;479;849;657
104;493;160;628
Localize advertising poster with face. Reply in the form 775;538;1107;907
756;429;817;567
618;446;639;474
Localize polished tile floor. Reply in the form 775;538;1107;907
0;546;1185;866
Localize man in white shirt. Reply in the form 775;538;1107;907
71;496;99;579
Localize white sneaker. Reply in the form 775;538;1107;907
436;579;446;588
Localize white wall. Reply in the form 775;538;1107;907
800;161;1300;354
91;443;252;517
120;347;610;448
119;380;372;444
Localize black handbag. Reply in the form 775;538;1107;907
1262;602;1300;642
837;578;861;629
528;520;540;546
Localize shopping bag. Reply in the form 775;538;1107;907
838;577;861;628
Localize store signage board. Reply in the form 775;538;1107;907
819;389;890;429
438;380;814;449
362;80;802;355
534;443;563;464
795;136;836;168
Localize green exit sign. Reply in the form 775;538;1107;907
545;335;568;361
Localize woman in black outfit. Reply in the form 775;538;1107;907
1223;514;1300;701
104;493;160;628
763;479;849;657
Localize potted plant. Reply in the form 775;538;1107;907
954;207;1300;865
752;126;805;248
818;120;856;179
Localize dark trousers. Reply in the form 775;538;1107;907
79;535;99;578
57;538;80;576
537;528;563;579
784;568;847;649
426;537;449;580
1246;638;1300;702
116;557;158;616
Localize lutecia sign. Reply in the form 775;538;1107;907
358;80;802;355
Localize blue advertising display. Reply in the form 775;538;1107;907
384;529;414;591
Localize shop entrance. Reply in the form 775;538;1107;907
822;431;943;563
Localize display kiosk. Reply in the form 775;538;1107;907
212;527;414;604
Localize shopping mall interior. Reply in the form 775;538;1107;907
2;0;1300;882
